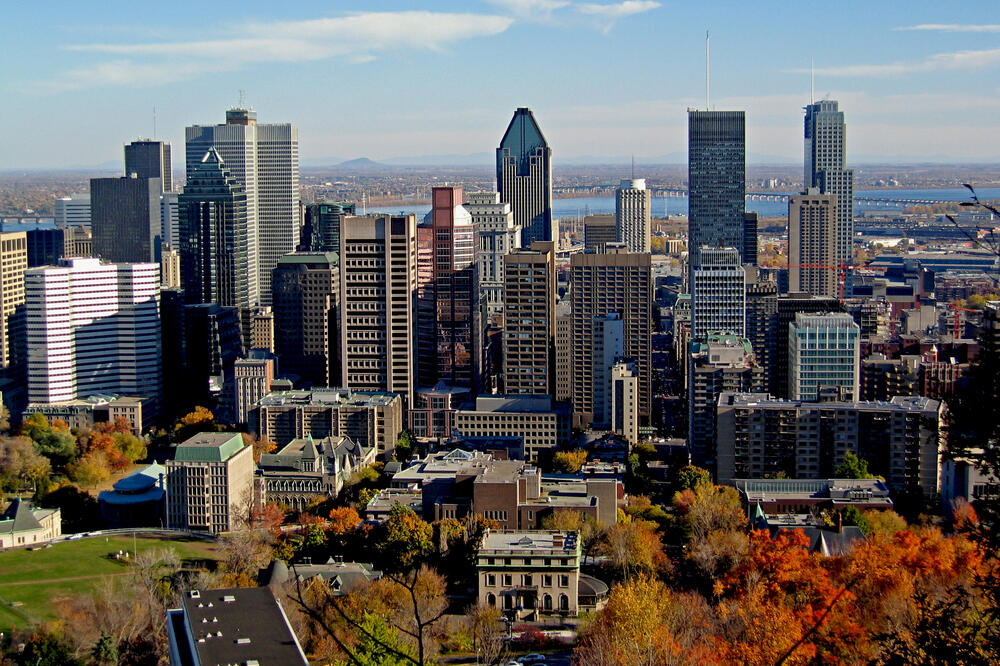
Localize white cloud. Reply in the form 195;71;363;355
485;0;571;18
793;48;1000;77
55;11;514;87
894;24;1000;33
575;1;661;18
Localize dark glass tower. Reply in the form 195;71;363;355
687;110;745;267
497;107;553;246
125;139;172;192
302;201;356;252
90;175;162;264
178;148;257;309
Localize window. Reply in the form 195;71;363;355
487;593;496;607
559;575;569;588
486;574;496;586
502;574;512;586
503;594;513;610
543;594;552;611
523;574;533;586
559;594;569;611
543;574;552;587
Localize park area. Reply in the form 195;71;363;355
0;533;219;633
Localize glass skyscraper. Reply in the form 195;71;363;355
687;110;745;268
497;108;553;246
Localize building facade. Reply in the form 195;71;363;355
125;139;172;192
688;110;745;267
0;232;26;369
91;175;162;264
615;178;651;253
788;312;861;401
497;107;554;245
165;432;254;534
464;191;518;321
503;241;556;395
691;246;745;339
272;252;339;387
583;215;616;252
789;190;837;297
478;530;581;619
804;100;854;266
453;395;569;460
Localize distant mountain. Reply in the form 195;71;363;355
338;157;382;168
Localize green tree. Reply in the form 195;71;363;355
335;612;417;666
90;633;118;665
675;465;712;491
374;505;433;572
394;431;414;462
17;630;82;666
113;431;147;463
834;452;874;479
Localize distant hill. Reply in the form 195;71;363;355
338;157;383;168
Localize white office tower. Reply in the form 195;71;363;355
610;360;639;444
26;259;161;411
160;192;180;250
55;194;91;227
465;191;519;320
788;312;860;402
691;247;745;339
615;179;651;253
804;100;854;266
186;108;299;305
592;313;625;428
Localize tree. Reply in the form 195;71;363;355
465;604;507;666
16;629;82;666
599;519;668;582
329;507;362;537
174;406;220;442
551;449;587;474
834;452;874;479
0;435;51;491
66;450;112;487
674;465;711;492
672;482;747;582
372;505;433;572
218;531;273;587
335;612;417;666
90;633;118;665
243;432;277;463
541;508;603;560
394;431;414;462
21;413;76;467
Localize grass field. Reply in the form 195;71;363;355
0;533;219;632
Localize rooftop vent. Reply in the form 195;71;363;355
223;595;236;603
189;590;201;599
236;637;251;645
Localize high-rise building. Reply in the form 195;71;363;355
271;252;339;388
25;259;161;410
302;201;355;253
592;313;625;428
744;274;778;392
186;107;299;305
177;303;243;419
165;432;254;534
583;215;616;252
615;179;651;253
338;214;416;409
688;110;745;267
250;306;274;352
415;187;479;391
497;107;553;245
160;192;180;250
0;232;27;369
233;350;276;425
772;293;843;398
465;191;518;321
160;245;180;288
743;212;758;266
610;360;639;444
789;189;837;297
570;248;651;426
687;334;763;470
691;247;745;339
178;148;257;309
804;100;854;266
90;175;162;264
124;139;172;192
503;241;555;395
788;312;860;401
555;306;573;402
54;194;90;227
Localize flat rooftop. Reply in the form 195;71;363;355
480;530;579;555
174;432;245;462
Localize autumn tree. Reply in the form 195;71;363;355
541;508;604;560
243;432;277;463
370;504;434;573
66;450;112;487
551;448;588;474
0;435;51;491
173;406;220;442
328;506;362;536
672;481;746;581
21;412;76;467
599;517;668;582
465;603;507;665
674;465;711;491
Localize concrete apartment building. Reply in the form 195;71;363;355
789;190;837;297
615;178;651;253
555;306;573;402
165;432;255;534
0;231;26;369
478;530;582;619
253;388;404;459
452;395;570;460
716;393;944;497
570;247;652;427
338;214;416;410
503;241;556;395
465;191;518;321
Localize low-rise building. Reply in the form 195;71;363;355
257;435;374;510
263;557;382;596
730;478;893;515
0;498;61;549
478;530;584;620
98;463;167;528
24;395;144;434
166;432;254;534
452;394;570;461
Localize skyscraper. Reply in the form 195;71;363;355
26;259;161;409
271;252;339;388
338;214;416;409
788;312;860;401
691;247;745;339
415;187;479;391
503;241;556;395
186;107;299;306
0;232;27;369
687;111;745;267
302;201;355;253
788;190;837;297
592;313;625;428
465;191;518;321
804;100;854;266
125;139;172;192
54;194;91;227
615;179;651;253
570;247;651;427
497;108;553;245
90;175;162;265
178;148;258;309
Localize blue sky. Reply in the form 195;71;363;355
2;1;999;169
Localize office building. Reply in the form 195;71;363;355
453;395;570;460
64;226;92;258
465;191;518;320
0;232;26;368
125;139;172;192
743;212;758;266
691;247;745;339
788;312;860;401
744;274;777;392
272;252;338;387
789;190;837;297
687;334;763;470
688;110;745;267
253;388;404;458
503;241;556;394
26;259;161;410
165;432;254;534
233;350;275;425
160;192;180;251
25;395;144;435
615;179;651;253
54;193;91;227
302;201;355;253
338;214;416;409
583;215;616;251
772;293;843;398
416;187;479;393
570;248;651;426
167;303;243;420
178;148;257;309
716;393;944;497
24;228;63;268
186;107;299;305
555;308;573;402
804;100;854;266
249;306;274;352
609;360;639;444
160;245;180;288
497;107;553;245
90;175;162;264
592;313;625;429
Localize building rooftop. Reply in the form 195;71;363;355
466;394;556;413
257;388;399;408
480;530;580;556
173;432;246;462
719;392;941;414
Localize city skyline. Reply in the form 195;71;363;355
3;1;1000;169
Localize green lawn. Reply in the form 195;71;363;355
0;534;219;632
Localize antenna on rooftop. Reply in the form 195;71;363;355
810;58;815;104
631;154;635;179
153;106;157;139
238;89;246;108
705;30;711;110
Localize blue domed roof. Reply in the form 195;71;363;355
112;463;165;492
